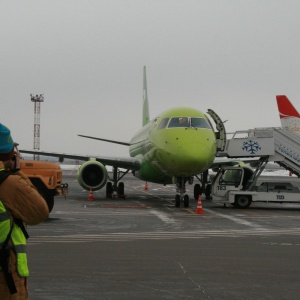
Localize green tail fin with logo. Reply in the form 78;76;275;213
143;66;150;126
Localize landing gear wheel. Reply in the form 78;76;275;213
205;184;212;200
188;177;194;185
234;195;251;208
106;182;113;198
175;194;180;207
194;184;202;200
118;182;125;197
184;195;189;208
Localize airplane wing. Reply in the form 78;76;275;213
78;135;130;146
19;150;141;171
20;149;258;172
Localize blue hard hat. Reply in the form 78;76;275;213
0;123;14;156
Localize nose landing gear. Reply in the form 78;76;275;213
175;177;190;208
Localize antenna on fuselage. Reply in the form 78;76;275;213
143;66;150;126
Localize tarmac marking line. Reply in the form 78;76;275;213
28;228;300;243
204;208;267;230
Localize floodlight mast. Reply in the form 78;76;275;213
30;94;44;160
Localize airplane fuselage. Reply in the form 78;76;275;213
129;107;217;184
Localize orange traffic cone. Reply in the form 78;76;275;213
195;194;204;214
88;187;94;201
144;182;148;191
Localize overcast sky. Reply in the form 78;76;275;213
1;0;300;157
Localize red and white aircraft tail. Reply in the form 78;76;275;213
276;95;300;134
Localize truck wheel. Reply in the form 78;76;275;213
234;195;251;208
175;195;180;207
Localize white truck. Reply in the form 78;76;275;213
211;164;300;208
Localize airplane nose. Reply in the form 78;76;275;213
175;142;212;173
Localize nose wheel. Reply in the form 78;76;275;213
183;194;189;207
175;177;190;208
175;194;190;208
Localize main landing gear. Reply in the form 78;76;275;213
105;167;129;199
193;170;212;200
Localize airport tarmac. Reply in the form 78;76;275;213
27;172;300;299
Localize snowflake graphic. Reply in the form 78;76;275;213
242;140;261;154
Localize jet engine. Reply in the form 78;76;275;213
77;160;108;191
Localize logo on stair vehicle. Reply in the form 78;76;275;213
242;140;262;154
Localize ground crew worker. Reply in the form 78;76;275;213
0;123;49;299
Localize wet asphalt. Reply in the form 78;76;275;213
27;172;300;299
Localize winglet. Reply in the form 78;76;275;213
276;95;300;133
143;66;150;126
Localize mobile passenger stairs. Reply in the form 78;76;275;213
212;127;300;207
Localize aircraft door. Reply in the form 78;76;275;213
207;109;226;152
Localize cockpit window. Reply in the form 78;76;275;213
191;118;211;129
167;117;211;129
158;118;169;130
168;117;189;128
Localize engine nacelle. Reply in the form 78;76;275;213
77;160;108;191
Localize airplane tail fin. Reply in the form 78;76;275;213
276;95;300;134
143;66;150;126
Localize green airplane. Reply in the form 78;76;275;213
21;67;226;208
